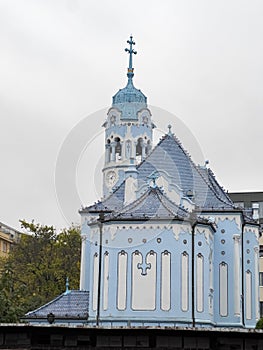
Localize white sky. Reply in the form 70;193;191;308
1;0;263;230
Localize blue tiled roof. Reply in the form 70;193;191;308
137;134;233;210
82;133;234;216
24;290;89;319
108;187;189;221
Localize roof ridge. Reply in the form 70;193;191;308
196;166;234;208
207;168;233;203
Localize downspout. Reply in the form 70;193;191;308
96;212;104;326
241;220;245;327
191;216;198;328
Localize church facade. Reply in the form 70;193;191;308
25;37;260;329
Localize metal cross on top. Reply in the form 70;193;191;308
125;35;137;79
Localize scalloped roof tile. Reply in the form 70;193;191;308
24;290;89;320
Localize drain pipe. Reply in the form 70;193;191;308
96;212;104;326
191;215;198;328
241;220;245;327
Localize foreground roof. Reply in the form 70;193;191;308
24;290;89;320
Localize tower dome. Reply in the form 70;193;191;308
112;36;147;119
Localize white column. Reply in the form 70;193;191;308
79;235;87;290
181;252;189;312
219;262;228;317
141;142;146;159
117;251;128;310
92;253;99;311
103;252;109;310
196;253;204;313
111;141;116;161
233;235;241;316
246;270;252;320
161;251;171;311
131;140;136;159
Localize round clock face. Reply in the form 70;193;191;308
106;170;117;187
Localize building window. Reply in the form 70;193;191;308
2;241;7;253
259;272;263;286
260;302;263;318
260;245;263;258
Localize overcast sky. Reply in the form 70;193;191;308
1;0;263;230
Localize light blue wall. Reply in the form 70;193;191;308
84;219;218;327
81;213;259;328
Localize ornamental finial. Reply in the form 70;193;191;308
65;276;70;294
148;171;160;188
125;35;137;82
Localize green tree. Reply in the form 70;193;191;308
0;220;81;322
255;318;263;329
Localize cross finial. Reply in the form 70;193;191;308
168;124;172;135
125;35;137;82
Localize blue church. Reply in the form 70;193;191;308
25;37;260;329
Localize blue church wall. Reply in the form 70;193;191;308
211;214;243;327
81;218;219;327
201;213;259;328
243;225;259;327
80;212;259;328
194;225;214;327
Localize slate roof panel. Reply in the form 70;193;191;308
109;187;189;220
25;290;89;319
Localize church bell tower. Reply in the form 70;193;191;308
102;36;155;198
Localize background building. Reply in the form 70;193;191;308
229;192;263;318
0;221;21;258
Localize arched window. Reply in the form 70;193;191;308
136;138;143;163
115;137;122;161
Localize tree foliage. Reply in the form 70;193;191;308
255;318;263;329
0;220;81;323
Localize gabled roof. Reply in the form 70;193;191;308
82;132;234;215
24;290;89;320
107;186;189;221
137;133;233;210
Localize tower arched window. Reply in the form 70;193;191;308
105;139;111;163
136;138;143;163
115;137;122;161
